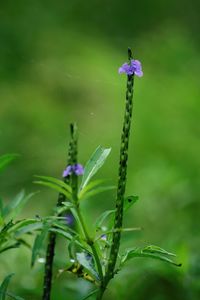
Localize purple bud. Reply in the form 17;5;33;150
64;213;74;226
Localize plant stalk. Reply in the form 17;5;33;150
105;48;135;286
42;124;74;300
68;124;104;283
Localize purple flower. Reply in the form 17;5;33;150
100;234;107;241
73;164;84;175
62;164;84;177
65;213;74;226
118;59;143;77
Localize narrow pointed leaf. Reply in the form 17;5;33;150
0;154;19;173
76;252;99;281
143;245;176;257
78;179;105;199
80;146;111;191
0;273;14;300
95;210;115;230
6;292;24;300
15;222;43;237
0;220;14;237
34;181;72;200
121;247;181;267
50;228;73;241
34;175;72;193
31;222;50;267
81;185;116;201
61;202;74;209
0;242;20;254
3;191;36;219
81;289;99;300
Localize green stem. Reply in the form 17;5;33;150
69;124;104;283
42;124;74;300
105;48;135;285
76;207;104;282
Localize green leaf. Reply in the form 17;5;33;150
68;238;77;261
61;202;74;209
80;146;111;191
0;154;19;173
6;292;24;300
81;289;99;300
0;273;14;300
95;210;115;230
50;227;89;251
31;222;50;267
34;176;72;193
34;180;72;200
0;220;14;237
143;245;176;257
124;195;139;212
80;185;116;201
50;228;73;241
120;247;181;267
78;179;105;199
50;219;77;236
0;242;20;254
13;220;43;237
95;196;138;231
76;252;99;281
3;191;36;219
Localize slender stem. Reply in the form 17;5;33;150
105;48;135;285
69;124;104;283
42;232;56;300
76;207;104;281
42;125;74;300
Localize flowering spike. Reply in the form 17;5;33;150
119;49;143;77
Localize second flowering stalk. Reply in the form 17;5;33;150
104;48;142;286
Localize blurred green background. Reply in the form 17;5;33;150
1;0;200;299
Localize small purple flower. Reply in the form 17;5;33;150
73;164;84;175
62;164;84;177
118;59;143;77
65;213;74;226
63;165;72;177
100;234;107;241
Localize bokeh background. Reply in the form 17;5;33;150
1;1;200;299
